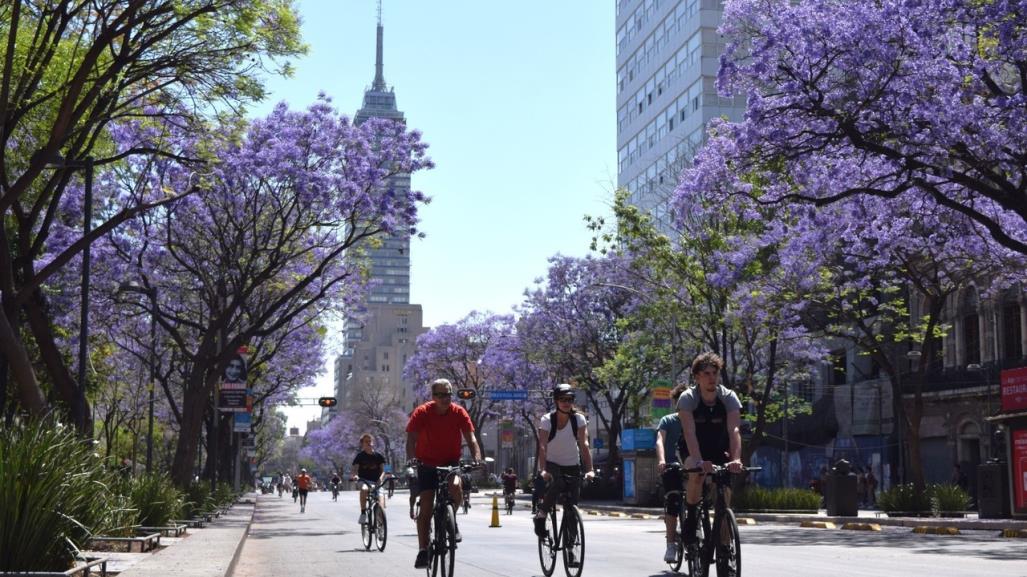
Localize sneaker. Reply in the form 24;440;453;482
664;542;679;563
414;550;429;568
301;506;305;513
358;512;366;525
533;514;547;537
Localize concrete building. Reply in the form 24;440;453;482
335;12;427;415
616;0;746;231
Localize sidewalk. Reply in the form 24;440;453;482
114;494;256;577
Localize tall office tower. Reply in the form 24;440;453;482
615;0;746;232
336;11;427;415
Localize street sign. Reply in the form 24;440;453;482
233;412;251;433
489;390;528;401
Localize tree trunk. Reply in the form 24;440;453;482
171;381;212;487
0;307;46;415
24;291;91;433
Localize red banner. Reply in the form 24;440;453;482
1001;367;1027;412
1013;429;1027;511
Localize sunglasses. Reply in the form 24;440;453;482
556;397;574;403
433;391;452;398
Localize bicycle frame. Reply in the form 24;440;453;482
679;465;760;577
538;473;586;577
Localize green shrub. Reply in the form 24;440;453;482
212;481;237;508
0;420;125;571
733;486;821;511
929;484;970;516
181;481;212;519
129;474;183;527
878;483;932;514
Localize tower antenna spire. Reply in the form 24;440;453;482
373;0;386;90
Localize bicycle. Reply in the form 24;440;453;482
679;464;761;577
459;472;473;514
504;490;516;515
537;473;588;577
423;461;483;577
331;482;340;502
358;475;395;552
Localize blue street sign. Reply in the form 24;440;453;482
488;390;528;401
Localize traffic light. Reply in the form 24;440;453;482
456;389;476;400
318;396;338;408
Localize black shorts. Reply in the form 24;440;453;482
298;488;309;496
417;462;458;493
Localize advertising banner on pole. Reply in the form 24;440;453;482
219;382;249;412
500;419;515;449
651;379;674;420
1001;367;1027;413
1013;428;1027;511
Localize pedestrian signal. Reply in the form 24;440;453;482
318;396;338;408
456;389;476;400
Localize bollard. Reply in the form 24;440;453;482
489;494;502;528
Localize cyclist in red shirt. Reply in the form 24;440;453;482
406;378;481;569
295;468;312;513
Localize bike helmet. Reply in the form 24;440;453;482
552;383;574;399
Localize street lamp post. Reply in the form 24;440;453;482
146;291;156;473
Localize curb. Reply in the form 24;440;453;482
800;521;836;529
912;526;960;535
226;499;257;577
1000;529;1027;538
842;523;881;531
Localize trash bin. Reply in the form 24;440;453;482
977;460;1010;519
825;459;858;516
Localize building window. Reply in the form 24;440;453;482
831;349;847;386
1003;302;1022;361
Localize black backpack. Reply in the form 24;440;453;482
546;410;579;443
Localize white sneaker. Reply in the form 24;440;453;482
359;512;366;524
664;542;679;563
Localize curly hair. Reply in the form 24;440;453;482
690;352;724;375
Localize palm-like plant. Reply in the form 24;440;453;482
0;419;124;571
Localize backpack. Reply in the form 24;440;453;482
546;410;580;443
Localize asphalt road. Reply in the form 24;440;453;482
232;491;1027;577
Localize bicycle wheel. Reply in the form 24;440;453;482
429;503;453;574
374;503;388;552
537;509;558;577
561;506;585;577
425;508;436;577
686;509;708;577
715;509;740;577
361;505;373;550
506;496;515;515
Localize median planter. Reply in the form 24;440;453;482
0;556;109;577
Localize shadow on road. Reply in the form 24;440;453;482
742;527;1027;562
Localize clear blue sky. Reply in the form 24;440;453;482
259;0;616;431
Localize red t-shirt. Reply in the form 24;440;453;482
296;473;311;490
406;401;474;466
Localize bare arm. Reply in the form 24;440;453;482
678;407;702;463
463;429;482;462
406;431;418;461
577;423;593;474
655;428;667;465
726;410;742;462
537;427;548;474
